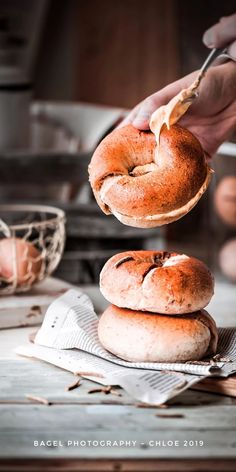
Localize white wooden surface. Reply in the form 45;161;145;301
0;277;236;471
0;277;108;329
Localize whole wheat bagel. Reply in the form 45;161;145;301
100;250;214;314
98;305;218;363
89;124;212;228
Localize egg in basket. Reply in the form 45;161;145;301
0;204;66;295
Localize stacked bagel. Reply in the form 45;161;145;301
98;251;218;363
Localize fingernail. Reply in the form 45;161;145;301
132;120;149;130
203;29;214;47
132;114;150;129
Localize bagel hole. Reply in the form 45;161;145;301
129;163;157;177
153;252;171;265
142;253;172;277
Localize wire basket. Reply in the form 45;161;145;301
0;204;66;295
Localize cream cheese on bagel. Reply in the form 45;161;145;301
150;73;203;149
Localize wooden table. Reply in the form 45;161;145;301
1;278;236;471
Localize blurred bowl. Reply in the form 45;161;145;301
0;204;65;295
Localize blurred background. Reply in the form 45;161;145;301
0;0;235;286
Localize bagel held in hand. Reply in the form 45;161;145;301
100;251;214;314
89;124;211;228
89;78;213;228
98;305;218;363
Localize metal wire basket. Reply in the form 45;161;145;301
0;204;66;295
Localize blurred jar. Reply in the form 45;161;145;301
0;65;31;150
0;15;31;151
212;142;236;282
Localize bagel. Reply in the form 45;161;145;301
89;123;212;228
100;250;214;314
98;305;218;363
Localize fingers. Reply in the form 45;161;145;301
118;96;160;130
117;103;142;128
203;13;236;48
181;62;236;118
132;94;163;129
121;70;201;130
119;60;236;133
119;93;164;130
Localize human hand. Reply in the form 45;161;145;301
203;13;236;59
121;62;236;155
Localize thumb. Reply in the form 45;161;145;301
203;14;236;48
132;71;200;130
132;95;161;129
